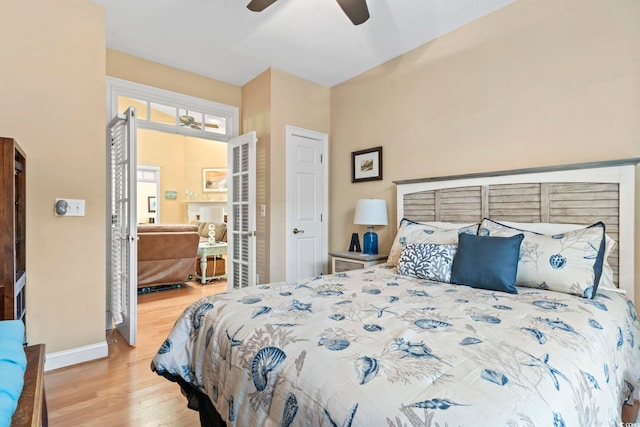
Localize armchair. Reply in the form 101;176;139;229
137;224;200;289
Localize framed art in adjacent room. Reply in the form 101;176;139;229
352;146;383;183
202;168;228;192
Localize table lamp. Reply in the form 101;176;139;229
354;198;388;255
200;207;224;244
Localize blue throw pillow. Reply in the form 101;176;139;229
450;233;524;294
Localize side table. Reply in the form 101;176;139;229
196;242;228;284
329;251;388;273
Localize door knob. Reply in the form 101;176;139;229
293;228;304;234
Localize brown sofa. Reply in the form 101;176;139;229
137;224;200;289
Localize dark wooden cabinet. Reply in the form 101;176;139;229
0;137;26;326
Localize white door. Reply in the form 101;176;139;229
227;132;257;289
285;126;328;281
106;107;137;346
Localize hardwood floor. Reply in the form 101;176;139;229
44;281;227;426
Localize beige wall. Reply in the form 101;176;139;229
0;0;106;351
107;50;241;108
267;69;331;282
330;0;640;299
138;130;227;224
183;137;228;201
137;129;186;223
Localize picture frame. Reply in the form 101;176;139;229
352;146;383;183
147;196;157;213
203;168;228;192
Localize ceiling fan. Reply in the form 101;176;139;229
179;114;219;130
247;0;370;26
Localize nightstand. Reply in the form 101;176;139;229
330;251;388;273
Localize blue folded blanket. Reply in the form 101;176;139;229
0;320;26;427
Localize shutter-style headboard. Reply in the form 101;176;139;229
394;159;639;300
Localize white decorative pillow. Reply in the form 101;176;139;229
478;218;607;298
496;220;617;287
387;219;477;266
398;243;457;283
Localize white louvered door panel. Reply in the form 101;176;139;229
227;132;256;289
107;107;137;346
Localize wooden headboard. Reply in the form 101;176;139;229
394;158;639;300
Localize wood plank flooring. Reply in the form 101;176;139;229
44;281;227;426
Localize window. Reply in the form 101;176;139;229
107;77;238;142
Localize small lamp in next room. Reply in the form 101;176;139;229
354;198;388;255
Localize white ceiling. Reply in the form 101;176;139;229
93;0;516;88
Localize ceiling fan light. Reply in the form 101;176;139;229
179;115;195;126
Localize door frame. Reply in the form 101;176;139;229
105;78;241;336
285;125;329;281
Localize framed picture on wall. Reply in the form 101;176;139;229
352;146;383;183
203;168;228;192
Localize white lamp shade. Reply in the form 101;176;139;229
354;199;388;226
199;207;224;223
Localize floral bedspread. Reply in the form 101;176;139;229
151;265;640;426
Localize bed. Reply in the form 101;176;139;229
151;158;640;426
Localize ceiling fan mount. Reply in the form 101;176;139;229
247;0;370;26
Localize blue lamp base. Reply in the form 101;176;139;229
362;226;378;255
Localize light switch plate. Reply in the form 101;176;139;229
55;198;85;216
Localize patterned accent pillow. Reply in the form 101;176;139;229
388;219;478;266
397;243;458;282
478;218;606;298
495;220;618;287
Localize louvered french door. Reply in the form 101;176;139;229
227;132;257;289
106;107;137;346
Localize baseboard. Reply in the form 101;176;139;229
44;340;108;372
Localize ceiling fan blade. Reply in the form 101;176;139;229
247;0;278;12
193;122;220;130
336;0;369;25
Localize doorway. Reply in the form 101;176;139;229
285;125;329;281
106;78;247;347
137;164;160;224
